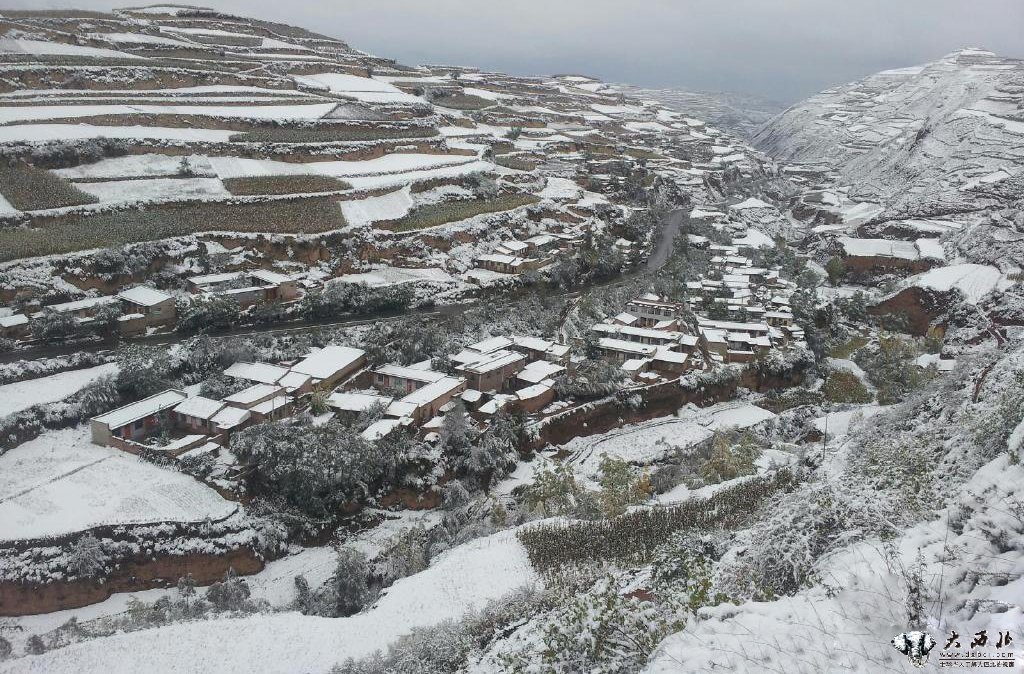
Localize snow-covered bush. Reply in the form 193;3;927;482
67;534;107;580
971;369;1024;455
333;587;550;674
296;549;373;618
821;368;873;403
714;481;896;600
497;575;686;674
855;336;933;404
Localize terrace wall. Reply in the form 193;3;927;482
0;547;263;616
534;363;806;448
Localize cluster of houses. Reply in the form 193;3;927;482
89;333;574;455
1;285;178;341
472;233;566;277
590;239;806;377
1;268;302;343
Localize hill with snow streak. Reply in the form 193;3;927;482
756;49;1024;274
755;49;1024;203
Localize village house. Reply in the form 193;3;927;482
90;389;187;446
474;254;547;275
188;269;299;307
371;364;468;425
450;336;528;392
327;391;394;421
624;294;688;327
509;335;572;363
0;313;29;340
516;359;566;388
34;296;118;325
289;345;367;390
116;286;176;336
454;349;527;392
224;361;313;395
592;322;699;353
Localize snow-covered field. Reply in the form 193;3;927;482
338;186;414;227
55;154;216;180
0;103;337;125
909;263;1006;303
77;177;230;204
5;527;538;674
207;153;476;180
0;123;236;143
0;426;236;542
563;402;777;477
0;363;118;417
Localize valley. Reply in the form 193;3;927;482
0;6;1022;674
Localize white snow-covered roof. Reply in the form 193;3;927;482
250;269;293;285
517;360;566;384
250;395;290;416
92;389;187;429
597;338;657;356
653;349;689;364
277;370;311;392
160;434;208;451
362;417;403;440
327;391;393;412
223;384;283;406
224;361;291;385
400;376;465;406
516;383;552;400
189;271;243;286
468;336;515;354
455;349;524;376
375;364;447;384
385;400;418;418
117;285;173;307
290;345;365;381
0;313;27;328
173;396;225;420
212;406;250;429
43;295;118;314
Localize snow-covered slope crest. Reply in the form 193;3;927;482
754;49;1024;208
644;337;1024;673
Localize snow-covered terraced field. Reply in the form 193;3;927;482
0;363;117;418
0;426;236;543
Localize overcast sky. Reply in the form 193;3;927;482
10;0;1024;102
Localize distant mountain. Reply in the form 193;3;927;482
621;86;785;138
754;49;1024;271
754;49;1024;206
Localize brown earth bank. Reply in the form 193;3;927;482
0;547;263;616
869;286;952;336
535;364;805;448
